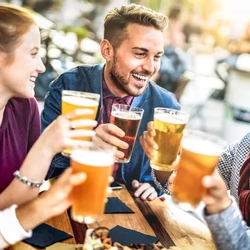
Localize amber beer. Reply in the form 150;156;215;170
70;149;114;224
172;130;226;210
61;90;100;156
150;108;189;171
110;104;144;163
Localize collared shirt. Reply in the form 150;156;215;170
217;132;250;204
98;79;134;179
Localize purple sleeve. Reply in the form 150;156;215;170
27;98;41;151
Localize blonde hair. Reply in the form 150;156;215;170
104;3;168;49
0;4;36;64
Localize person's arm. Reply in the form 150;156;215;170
0;168;86;249
0;205;32;249
202;171;250;250
0;109;97;210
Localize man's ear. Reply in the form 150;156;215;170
100;39;114;61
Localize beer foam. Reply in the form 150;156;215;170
71;150;114;166
154;113;186;124
181;137;224;156
111;111;141;120
62;96;98;107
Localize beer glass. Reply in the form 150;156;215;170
70;148;114;224
172;130;227;211
61;90;100;156
150;108;189;171
110;104;144;163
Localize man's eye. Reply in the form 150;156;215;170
154;55;162;60
135;53;146;57
31;52;38;56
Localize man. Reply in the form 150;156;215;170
41;4;180;201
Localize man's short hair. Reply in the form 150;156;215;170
104;3;168;49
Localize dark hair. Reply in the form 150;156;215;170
0;4;36;64
168;6;181;20
104;3;168;49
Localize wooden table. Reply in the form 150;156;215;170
10;186;215;250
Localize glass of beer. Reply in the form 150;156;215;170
110;104;144;163
70;148;114;224
150;108;189;171
171;130;227;211
61;90;100;156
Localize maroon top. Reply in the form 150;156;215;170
238;153;250;226
0;98;40;193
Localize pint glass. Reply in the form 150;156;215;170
110;104;144;163
150;108;189;171
172;130;227;211
61;90;100;156
70;148;114;224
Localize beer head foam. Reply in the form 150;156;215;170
182;136;224;156
71;150;114;166
62;96;98;107
112;111;141;120
154;113;186;124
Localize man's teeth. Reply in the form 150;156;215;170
133;74;147;81
30;77;36;82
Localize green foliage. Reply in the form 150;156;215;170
62;26;89;39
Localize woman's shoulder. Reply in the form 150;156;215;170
8;98;39;116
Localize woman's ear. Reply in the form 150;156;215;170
100;39;114;62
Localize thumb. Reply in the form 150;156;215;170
202;176;214;188
131;180;140;188
70;172;86;186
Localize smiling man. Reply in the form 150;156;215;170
41;3;180;201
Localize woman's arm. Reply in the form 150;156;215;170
0;168;86;249
0;109;97;210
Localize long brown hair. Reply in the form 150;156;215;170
0;4;36;65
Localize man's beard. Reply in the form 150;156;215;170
109;56;149;97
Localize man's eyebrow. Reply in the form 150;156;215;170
132;47;164;54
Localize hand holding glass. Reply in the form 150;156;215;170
61;90;100;156
171;130;227;211
150;108;189;171
110;104;144;163
70;148;114;224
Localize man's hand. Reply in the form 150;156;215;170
139;121;158;158
92;123;129;160
131;180;158;201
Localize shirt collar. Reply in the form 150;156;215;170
102;79;133;105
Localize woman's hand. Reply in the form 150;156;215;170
41;109;98;155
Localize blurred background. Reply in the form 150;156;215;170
1;0;250;143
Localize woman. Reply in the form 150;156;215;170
0;3;97;210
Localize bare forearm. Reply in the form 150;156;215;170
0;138;54;210
15;197;49;232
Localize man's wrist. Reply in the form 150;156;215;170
205;197;233;215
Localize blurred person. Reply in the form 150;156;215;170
41;3;180;201
0;168;86;249
140;122;250;204
0;3;97;209
152;6;190;102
